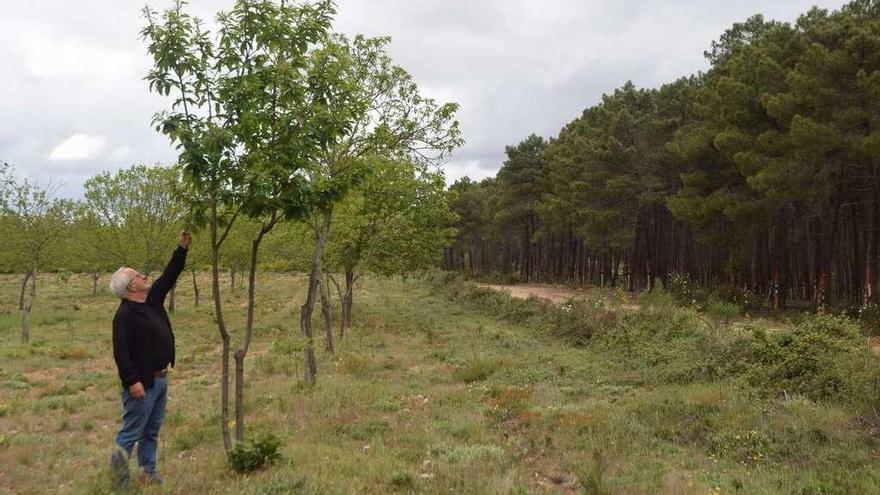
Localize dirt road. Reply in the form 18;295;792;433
474;282;643;311
474;283;589;304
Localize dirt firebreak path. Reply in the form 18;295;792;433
475;283;590;304
475;283;644;312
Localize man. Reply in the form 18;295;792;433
108;231;191;488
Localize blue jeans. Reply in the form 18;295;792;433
114;376;168;474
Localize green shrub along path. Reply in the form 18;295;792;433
1;272;879;494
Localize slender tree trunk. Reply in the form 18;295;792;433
168;287;176;313
21;260;36;344
91;271;99;297
230;270;236;291
343;270;354;336
300;208;332;384
328;273;345;339
320;274;334;353
191;268;200;307
234;212;277;442
18;270;31;310
210;200;233;455
866;166;879;306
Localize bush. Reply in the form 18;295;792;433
858;303;880;336
705;300;742;325
454;357;501;383
389;470;415;489
485;385;532;424
541;300;617;346
666;272;708;306
738;314;867;402
637;285;676;309
229;434;283;473
712;284;757;311
432;278;545;325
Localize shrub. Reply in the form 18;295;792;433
454;358;501;383
485;385;532;424
709;430;771;465
738;314;867;402
229;433;283;473
666;272;708;306
541;300;617;346
705;300;742;325
428;277;545;325
389;470;415;489
712;284;757;311
637;285;676;309
858;303;880;336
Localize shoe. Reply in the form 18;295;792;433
137;470;164;485
110;446;130;490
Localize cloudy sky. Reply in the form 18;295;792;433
2;0;846;198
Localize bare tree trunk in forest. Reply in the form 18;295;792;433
91;271;100;297
234;212;277;442
192;268;200;307
168;287;175;313
230;270;236;291
866;165;879;306
818;188;842;310
320;274;334;353
21;259;36;344
300;208;332;384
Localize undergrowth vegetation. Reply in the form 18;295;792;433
431;273;880;413
2;272;880;493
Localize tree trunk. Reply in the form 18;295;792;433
18;270;31;310
866;166;879;306
21;261;36;344
192;268;200;307
328;273;345;338
230;270;236;291
234;212;277;442
320;274;334;353
300;208;332;384
91;271;100;297
168;287;176;313
343;269;354;334
210;200;233;455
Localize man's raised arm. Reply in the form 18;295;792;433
150;231;192;303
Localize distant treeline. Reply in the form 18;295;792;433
445;2;880;309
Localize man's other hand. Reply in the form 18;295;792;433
179;230;192;250
128;382;146;399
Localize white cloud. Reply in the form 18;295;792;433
49;134;108;161
443;159;496;184
109;145;134;161
15;21;136;84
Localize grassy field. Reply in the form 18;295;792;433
1;272;880;494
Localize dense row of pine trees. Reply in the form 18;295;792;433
445;2;880;309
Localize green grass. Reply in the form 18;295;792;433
0;272;879;493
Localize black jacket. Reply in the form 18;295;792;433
112;246;187;389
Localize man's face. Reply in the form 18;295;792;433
124;268;151;293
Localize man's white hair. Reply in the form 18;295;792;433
109;267;134;299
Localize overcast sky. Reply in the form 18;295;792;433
2;0;846;198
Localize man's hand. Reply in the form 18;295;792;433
128;382;146;399
179;230;192;250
